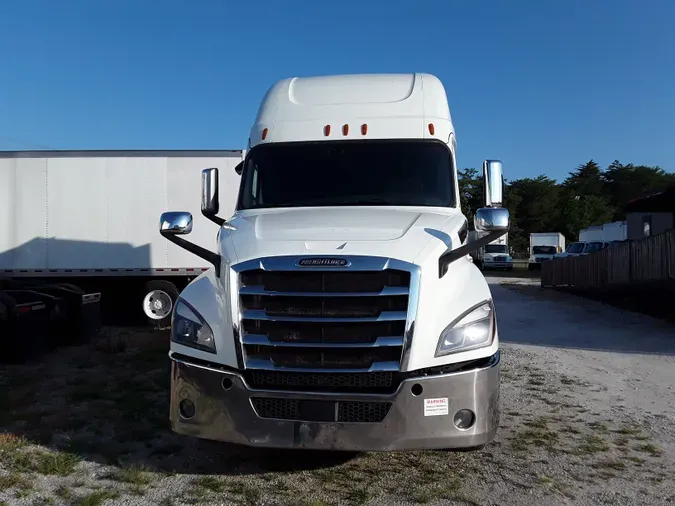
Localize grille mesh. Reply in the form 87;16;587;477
250;397;392;423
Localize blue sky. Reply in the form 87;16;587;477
0;0;673;182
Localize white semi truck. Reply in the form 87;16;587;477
159;73;510;451
528;232;565;270
468;231;512;270
0;150;243;327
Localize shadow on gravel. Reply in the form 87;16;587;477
490;280;675;356
0;327;358;478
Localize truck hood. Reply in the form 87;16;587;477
221;206;466;266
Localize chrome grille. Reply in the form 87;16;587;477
233;256;419;377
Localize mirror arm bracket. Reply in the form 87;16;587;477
438;228;509;278
204;214;226;227
161;232;221;278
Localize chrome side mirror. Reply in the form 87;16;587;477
483;160;504;207
159;211;193;235
474;207;510;233
201;168;227;227
201;168;220;217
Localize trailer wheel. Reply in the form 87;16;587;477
143;280;179;328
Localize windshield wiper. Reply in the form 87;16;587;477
334;198;395;205
267;197;395;208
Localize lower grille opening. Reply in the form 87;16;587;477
251;397;391;423
246;370;394;392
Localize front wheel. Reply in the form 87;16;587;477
142;280;180;329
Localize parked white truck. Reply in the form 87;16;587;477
468;231;512;270
481;233;512;271
528;232;565;270
0;150;243;327
159;73;510;451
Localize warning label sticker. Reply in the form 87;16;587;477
424;397;449;416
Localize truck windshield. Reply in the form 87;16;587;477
533;246;556;255
584;242;605;253
484;245;508;254
566;242;585;253
237;140;456;210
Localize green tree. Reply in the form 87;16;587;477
602;161;675;220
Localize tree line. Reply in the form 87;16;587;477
458;160;675;259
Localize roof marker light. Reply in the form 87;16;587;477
361;124;368;135
428;123;435;135
342;124;349;136
324;125;331;136
262;128;268;140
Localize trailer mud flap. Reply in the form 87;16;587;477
76;292;102;345
2;301;50;364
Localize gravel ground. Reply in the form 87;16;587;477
1;277;674;506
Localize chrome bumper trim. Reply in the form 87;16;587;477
169;351;500;451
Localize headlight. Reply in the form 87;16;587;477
435;301;495;357
172;299;216;353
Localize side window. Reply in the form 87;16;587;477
241;157;263;208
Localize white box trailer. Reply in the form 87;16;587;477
0;150;243;325
528;232;565;270
579;225;603;242
600;221;627;242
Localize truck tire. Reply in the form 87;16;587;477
142;280;180;329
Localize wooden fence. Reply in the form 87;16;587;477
541;229;675;288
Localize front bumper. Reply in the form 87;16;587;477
482;262;513;269
169;352;500;451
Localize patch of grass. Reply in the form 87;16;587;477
74;489;120;506
589;421;609;432
193;476;227;494
408;477;461;504
615;437;630;447
561;425;581;434
513;427;559;450
635;443;662;457
106;464;154;485
130;485;146;496
622;455;646;464
31;497;55;506
0;472;32;492
524;417;549;430
8;449;81;476
597;459;626;471
537;475;555;486
54;486;74;500
577;435;610;454
344;487;370;505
